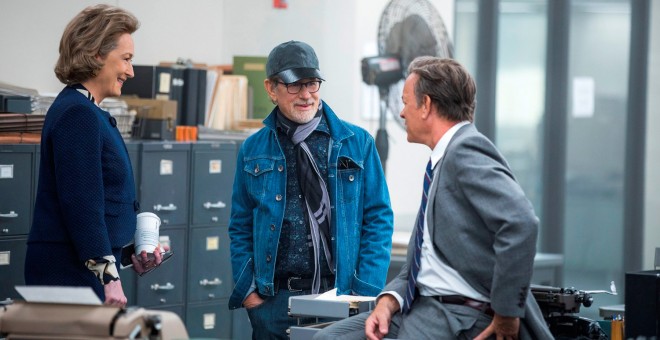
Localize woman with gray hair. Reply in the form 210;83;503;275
25;4;165;307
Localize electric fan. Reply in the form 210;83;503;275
361;0;454;172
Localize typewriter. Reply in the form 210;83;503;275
531;281;617;339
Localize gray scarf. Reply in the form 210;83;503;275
277;105;334;294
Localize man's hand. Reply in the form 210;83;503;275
474;313;520;340
365;294;399;340
103;279;127;307
242;291;264;309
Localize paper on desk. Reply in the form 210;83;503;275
315;288;377;303
15;286;102;305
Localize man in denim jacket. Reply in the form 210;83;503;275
228;40;394;339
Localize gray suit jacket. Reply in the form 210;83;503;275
384;124;551;338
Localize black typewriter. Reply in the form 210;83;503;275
531;282;617;340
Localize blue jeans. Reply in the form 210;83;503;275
247;279;334;340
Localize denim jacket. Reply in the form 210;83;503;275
228;101;393;309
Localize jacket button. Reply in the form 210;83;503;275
270;224;275;231
275;194;282;201
278;165;284;172
109;116;117;127
254;165;260;174
133;200;140;212
266;255;272;262
348;175;354;182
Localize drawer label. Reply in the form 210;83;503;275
159;235;171;249
203;313;216;329
209;160;222;174
0;165;13;179
206;236;219;251
0;251;10;265
159;160;173;175
159;72;171;93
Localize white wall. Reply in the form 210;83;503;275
0;0;454;232
0;0;224;93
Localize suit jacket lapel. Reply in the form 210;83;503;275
427;123;471;241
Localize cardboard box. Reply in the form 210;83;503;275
132;118;175;140
121;97;177;121
121;65;185;125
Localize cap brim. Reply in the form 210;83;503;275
276;68;324;83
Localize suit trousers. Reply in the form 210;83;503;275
312;296;494;340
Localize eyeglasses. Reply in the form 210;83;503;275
276;80;322;94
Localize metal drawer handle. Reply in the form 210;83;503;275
203;201;226;209
199;278;222;286
153;203;177;211
0;211;18;218
150;282;175;291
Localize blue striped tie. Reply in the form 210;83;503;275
402;159;434;314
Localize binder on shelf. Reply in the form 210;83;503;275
182;68;207;127
232;56;270;119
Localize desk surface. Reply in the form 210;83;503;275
599;304;625;318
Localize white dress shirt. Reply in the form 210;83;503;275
386;121;490;309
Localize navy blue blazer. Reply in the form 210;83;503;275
26;85;139;299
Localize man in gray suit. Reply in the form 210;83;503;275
313;57;552;339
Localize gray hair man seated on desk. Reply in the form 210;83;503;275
313;57;553;340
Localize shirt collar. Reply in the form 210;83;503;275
430;121;470;169
70;83;99;106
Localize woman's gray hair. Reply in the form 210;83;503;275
55;4;139;85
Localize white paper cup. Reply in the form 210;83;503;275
134;212;161;254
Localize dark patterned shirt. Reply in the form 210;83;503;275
274;113;334;279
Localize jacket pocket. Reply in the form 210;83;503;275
337;156;363;204
243;158;275;198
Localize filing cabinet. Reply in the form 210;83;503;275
190;142;237;226
139;142;190;227
186;299;232;339
0;237;27;301
0;145;36;302
126;140;141;186
135;142;190;322
187;226;231;302
185;141;240;339
136;228;187;311
122;141;141;306
2;139;245;337
0;145;35;236
34;146;40;205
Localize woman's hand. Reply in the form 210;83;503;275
103;280;127;307
131;244;170;275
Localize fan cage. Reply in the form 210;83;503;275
376;0;454;126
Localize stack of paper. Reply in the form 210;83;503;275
206;75;248;131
